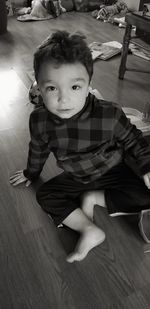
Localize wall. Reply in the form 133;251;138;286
124;0;140;11
11;0;27;8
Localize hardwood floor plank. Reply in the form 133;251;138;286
110;291;150;309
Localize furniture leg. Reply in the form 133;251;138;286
119;24;132;79
0;0;7;35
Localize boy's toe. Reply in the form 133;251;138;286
138;209;150;243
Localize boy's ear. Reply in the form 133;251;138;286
88;84;94;96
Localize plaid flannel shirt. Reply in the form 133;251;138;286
24;93;150;183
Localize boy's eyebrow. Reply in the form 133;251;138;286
41;77;86;84
71;78;86;82
41;79;54;84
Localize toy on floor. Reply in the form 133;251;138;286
92;0;128;22
17;0;66;21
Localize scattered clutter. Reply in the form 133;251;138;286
113;16;126;27
29;81;44;107
17;0;66;21
143;4;150;17
8;0;130;22
5;0;14;16
129;43;150;61
91;0;128;23
142;102;150;123
113;16;136;29
122;106;150;135
89;41;122;60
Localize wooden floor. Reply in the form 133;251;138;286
0;12;150;309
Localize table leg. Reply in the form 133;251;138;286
119;23;132;79
0;0;7;34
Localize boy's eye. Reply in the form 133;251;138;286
72;85;81;90
46;86;56;91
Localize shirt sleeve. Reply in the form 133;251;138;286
23;110;51;181
113;106;150;176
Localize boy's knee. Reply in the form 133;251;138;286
81;190;105;210
81;191;97;208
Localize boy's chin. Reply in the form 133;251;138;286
55;110;77;119
57;113;75;119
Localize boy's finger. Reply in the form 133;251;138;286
10;170;23;177
10;172;23;180
10;178;26;186
10;175;23;181
10;176;25;184
13;170;23;174
26;180;31;187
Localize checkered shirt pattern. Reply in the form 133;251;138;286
24;94;150;183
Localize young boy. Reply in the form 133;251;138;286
10;30;150;263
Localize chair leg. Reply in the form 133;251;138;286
119;24;132;80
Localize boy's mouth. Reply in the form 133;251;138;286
57;109;73;112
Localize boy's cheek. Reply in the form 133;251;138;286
43;96;57;110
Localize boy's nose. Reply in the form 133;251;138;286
58;90;68;105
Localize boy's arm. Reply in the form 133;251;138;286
23;110;51;181
114;106;150;176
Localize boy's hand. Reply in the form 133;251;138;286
143;173;150;189
10;170;31;187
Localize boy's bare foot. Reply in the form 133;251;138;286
66;226;105;263
139;209;150;243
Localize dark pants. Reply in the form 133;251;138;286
36;162;150;226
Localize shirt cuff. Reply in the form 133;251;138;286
23;169;39;181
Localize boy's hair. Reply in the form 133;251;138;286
34;30;93;82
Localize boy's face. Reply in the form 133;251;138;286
38;61;90;119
